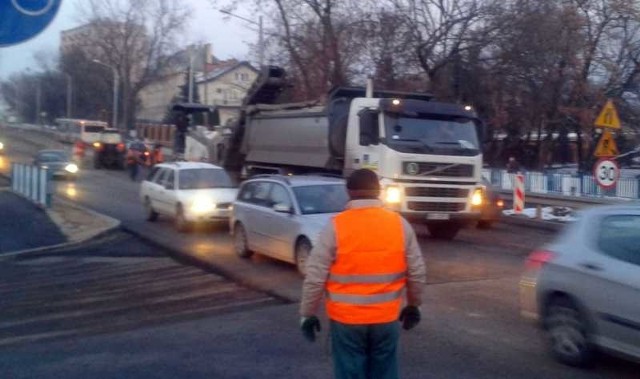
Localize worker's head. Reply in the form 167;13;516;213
346;169;380;200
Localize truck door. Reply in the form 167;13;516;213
346;108;382;175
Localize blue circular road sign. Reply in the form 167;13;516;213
0;0;62;47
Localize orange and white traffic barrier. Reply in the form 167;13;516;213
514;173;525;214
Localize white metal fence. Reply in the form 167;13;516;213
11;163;51;208
483;168;640;200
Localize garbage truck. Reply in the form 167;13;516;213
208;66;486;239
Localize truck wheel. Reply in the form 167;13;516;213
427;223;460;240
295;237;312;277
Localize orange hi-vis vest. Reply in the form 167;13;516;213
326;206;407;324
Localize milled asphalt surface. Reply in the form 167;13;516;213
0;189;66;254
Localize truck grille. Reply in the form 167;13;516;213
405;187;469;198
403;162;474;177
407;202;465;212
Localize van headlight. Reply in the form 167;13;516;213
65;163;79;173
471;188;484;206
384;185;402;204
191;196;215;214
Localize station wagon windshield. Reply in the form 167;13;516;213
178;169;233;190
384;114;480;156
293;184;348;215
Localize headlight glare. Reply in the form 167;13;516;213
191;196;215;214
65;163;79;173
384;186;402;204
471;188;483;206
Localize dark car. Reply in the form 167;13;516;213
477;178;504;228
33;149;78;180
93;129;126;169
126;141;151;165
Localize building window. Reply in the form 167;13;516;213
241;73;249;82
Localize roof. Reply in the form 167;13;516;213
157;161;224;170
196;61;258;84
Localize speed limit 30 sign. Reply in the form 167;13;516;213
593;158;620;189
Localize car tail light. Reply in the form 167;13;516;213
525;250;555;270
144;151;150;156
117;143;125;152
496;199;504;208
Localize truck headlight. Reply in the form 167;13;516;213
471;188;483;206
191;196;215;214
384;185;402;204
65;163;79;173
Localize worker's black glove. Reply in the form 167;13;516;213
399;306;421;330
300;316;321;342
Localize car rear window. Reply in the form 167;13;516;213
598;215;640;266
293;184;348;214
178;169;233;189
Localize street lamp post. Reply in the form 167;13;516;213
219;10;264;67
92;59;119;129
64;73;72;118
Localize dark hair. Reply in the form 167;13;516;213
346;169;380;199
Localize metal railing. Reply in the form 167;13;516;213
11;163;51;208
483;168;640;200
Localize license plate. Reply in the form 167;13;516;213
427;213;450;220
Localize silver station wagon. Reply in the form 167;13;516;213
230;175;348;276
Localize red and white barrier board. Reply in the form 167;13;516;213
513;173;525;214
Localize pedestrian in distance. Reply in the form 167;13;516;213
300;168;427;379
506;156;520;173
125;147;143;181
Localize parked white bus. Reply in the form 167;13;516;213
55;118;108;145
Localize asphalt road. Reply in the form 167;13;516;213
1;126;638;378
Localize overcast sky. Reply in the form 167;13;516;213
0;0;255;79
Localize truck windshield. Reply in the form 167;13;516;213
384;114;480;156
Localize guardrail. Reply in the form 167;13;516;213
11;163;51;208
483;168;640;201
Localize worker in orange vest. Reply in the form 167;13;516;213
300;169;426;379
151;144;164;165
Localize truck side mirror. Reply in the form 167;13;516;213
358;109;379;146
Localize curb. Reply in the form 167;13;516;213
0;197;121;261
497;215;565;232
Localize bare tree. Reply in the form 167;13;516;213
75;0;190;128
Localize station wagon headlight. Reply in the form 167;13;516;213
384;185;402;204
65;163;79;173
191;196;215;214
471;188;484;206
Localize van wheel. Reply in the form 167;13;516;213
144;197;158;222
234;223;253;258
295;238;312;277
175;205;189;232
544;297;594;367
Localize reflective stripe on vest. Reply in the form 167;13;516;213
327;288;404;305
326;206;407;324
328;272;405;284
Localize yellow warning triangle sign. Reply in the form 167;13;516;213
594;99;621;129
594;130;619;157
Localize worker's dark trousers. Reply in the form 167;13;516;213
330;320;400;379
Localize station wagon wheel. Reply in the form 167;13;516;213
144;197;158;222
544;297;593;367
234;223;253;258
175;205;189;232
295;238;312;277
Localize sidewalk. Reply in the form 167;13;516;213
0;177;120;258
